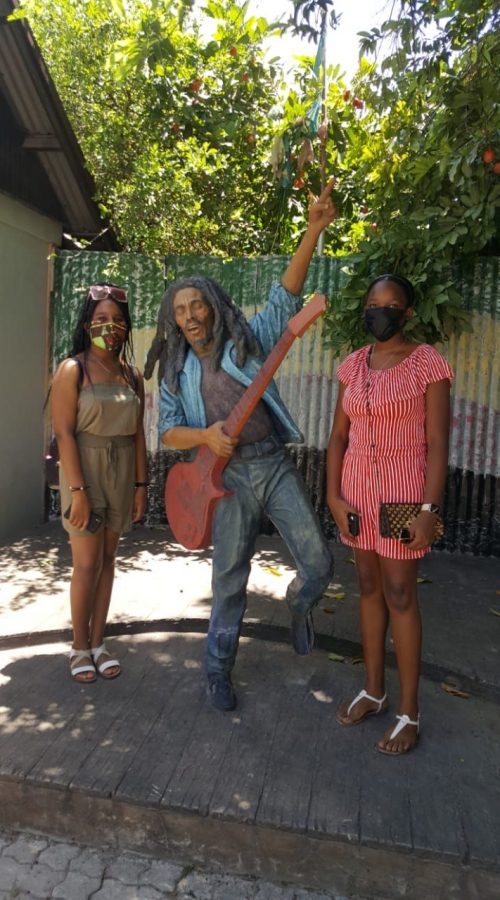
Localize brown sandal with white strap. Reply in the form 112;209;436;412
91;642;121;680
69;648;96;684
336;689;388;726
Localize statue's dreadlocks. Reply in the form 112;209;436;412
144;276;262;393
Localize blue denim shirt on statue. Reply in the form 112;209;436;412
158;281;304;445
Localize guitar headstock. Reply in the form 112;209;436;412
287;293;327;337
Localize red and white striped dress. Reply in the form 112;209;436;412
337;343;453;559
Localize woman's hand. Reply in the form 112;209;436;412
328;496;359;540
308;178;338;233
66;491;92;531
406;511;437;551
132;486;147;523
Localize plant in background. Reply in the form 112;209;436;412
322;0;500;351
269;63;372;252
12;0;286;257
280;0;339;43
10;0;499;342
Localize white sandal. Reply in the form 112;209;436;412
69;648;96;683
336;689;388;726
377;713;420;756
91;642;121;679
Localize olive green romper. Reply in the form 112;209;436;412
60;382;141;537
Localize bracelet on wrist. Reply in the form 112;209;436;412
69;485;88;492
134;481;149;488
420;503;441;515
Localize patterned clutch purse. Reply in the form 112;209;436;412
379;503;444;541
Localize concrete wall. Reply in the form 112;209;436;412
0;191;61;540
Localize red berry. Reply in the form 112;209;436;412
370;222;378;231
229;46;237;57
493;162;500;174
293;177;305;189
360;205;369;214
242;72;250;82
482;148;495;164
353;98;364;110
171;122;180;133
343;90;351;101
190;79;202;92
246;133;256;144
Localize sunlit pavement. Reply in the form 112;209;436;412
0;523;499;900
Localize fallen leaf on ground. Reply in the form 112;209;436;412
347;656;364;666
323;591;345;600
264;566;283;576
328;652;345;663
441;682;470;699
311;689;333;704
322;607;335;614
417;576;432;584
489;608;500;617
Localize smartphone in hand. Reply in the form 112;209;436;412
64;506;104;533
347;512;360;537
399;527;411;544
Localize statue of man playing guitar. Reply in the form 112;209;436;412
145;182;337;711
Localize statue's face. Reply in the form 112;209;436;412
173;288;214;356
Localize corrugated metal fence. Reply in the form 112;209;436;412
51;251;500;555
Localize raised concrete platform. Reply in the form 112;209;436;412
0;525;499;899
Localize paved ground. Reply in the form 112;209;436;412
0;522;499;900
2;522;499;693
0;829;346;900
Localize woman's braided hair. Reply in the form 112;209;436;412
144;276;262;393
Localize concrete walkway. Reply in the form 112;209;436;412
0;523;499;900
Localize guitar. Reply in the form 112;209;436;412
165;293;327;549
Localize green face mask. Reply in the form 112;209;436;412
89;321;127;352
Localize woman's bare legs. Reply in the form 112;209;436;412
337;549;389;723
69;531;104;682
69;527;121;681
377;556;421;753
90;528;121;678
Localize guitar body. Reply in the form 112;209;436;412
165;447;232;549
164;294;326;549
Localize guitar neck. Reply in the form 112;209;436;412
224;328;295;439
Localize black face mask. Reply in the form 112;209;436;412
364;307;406;342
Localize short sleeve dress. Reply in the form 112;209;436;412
60;381;141;537
337;343;453;559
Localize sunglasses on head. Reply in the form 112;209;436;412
88;285;128;304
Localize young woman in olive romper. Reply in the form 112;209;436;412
51;285;147;683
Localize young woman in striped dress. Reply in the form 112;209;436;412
327;274;453;755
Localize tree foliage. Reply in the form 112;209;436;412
280;0;339;43
11;0;500;351
262;0;499;349
321;0;500;349
14;0;284;256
